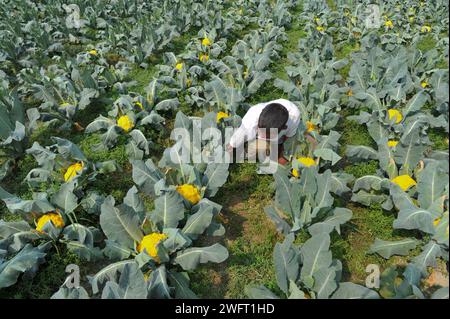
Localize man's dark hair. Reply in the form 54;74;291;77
258;103;289;135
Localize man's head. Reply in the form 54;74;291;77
257;103;289;140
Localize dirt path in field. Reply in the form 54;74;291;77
191;164;282;298
191;3;306;298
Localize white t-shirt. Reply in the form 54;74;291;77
229;99;301;148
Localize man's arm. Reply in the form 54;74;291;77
227;107;259;151
285;111;301;138
228;125;251;151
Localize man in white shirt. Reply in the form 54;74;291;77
227;99;301;165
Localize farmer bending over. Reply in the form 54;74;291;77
227;99;303;165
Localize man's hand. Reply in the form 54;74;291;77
277;156;289;165
276;143;288;165
226;144;234;153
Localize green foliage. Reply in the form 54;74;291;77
428;128;448;150
0;0;448;300
340;120;375;152
416;35;437;52
344;161;378;179
79;134;129;166
0;248;80;299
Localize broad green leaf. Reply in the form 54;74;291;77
202;163;229;197
1;121;25;145
52;137;87;162
247;70;272;94
329;172;353;196
79;88;98;109
101;262;147;299
163;228;192;253
25;168;52;186
394;131;427;172
433;211;449;245
101;125;121;148
313;170;334;216
62;224;102;261
417;162;448;210
353;175;387;192
245;285;279;299
308;207;352;236
299;167;317;196
0;186;54;214
357;88;384;112
147;265;173;299
126;140;144;160
288;281;306;299
155;98;179;111
140;111;165;127
167;271;198;299
174;111;192;131
313;266;338;299
26;142;56;170
432;287;449;299
131;159;163;197
412;241;443;275
300;233;332;286
391;184;438;234
129;129;150;156
0;244;46;288
314;149;341;165
403;91;428;117
51;287;90;299
85;115;114;133
151;191;185;229
346;145;378;162
51;182;78;214
369;238;418;259
123;186;145;219
393;207;436;234
313;131;342;165
89;260;137;294
403;263;423;287
0;220;32;239
80;192;105;215
0;221;40;253
264;206;291;235
390;184;417;211
103;240;132;261
100;196;143;249
274;172;301;218
331;282;379;299
181;206;213;239
173;243;228;271
351;190;387;206
273;234;299;294
430;69;449;104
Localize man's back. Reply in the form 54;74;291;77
229;99;301;148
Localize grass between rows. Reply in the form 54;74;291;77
0;9;202;298
190;2;308;298
192;0;449;297
0;3;302;299
191;163;283;298
1;0;448;299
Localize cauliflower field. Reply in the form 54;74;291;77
0;0;449;299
